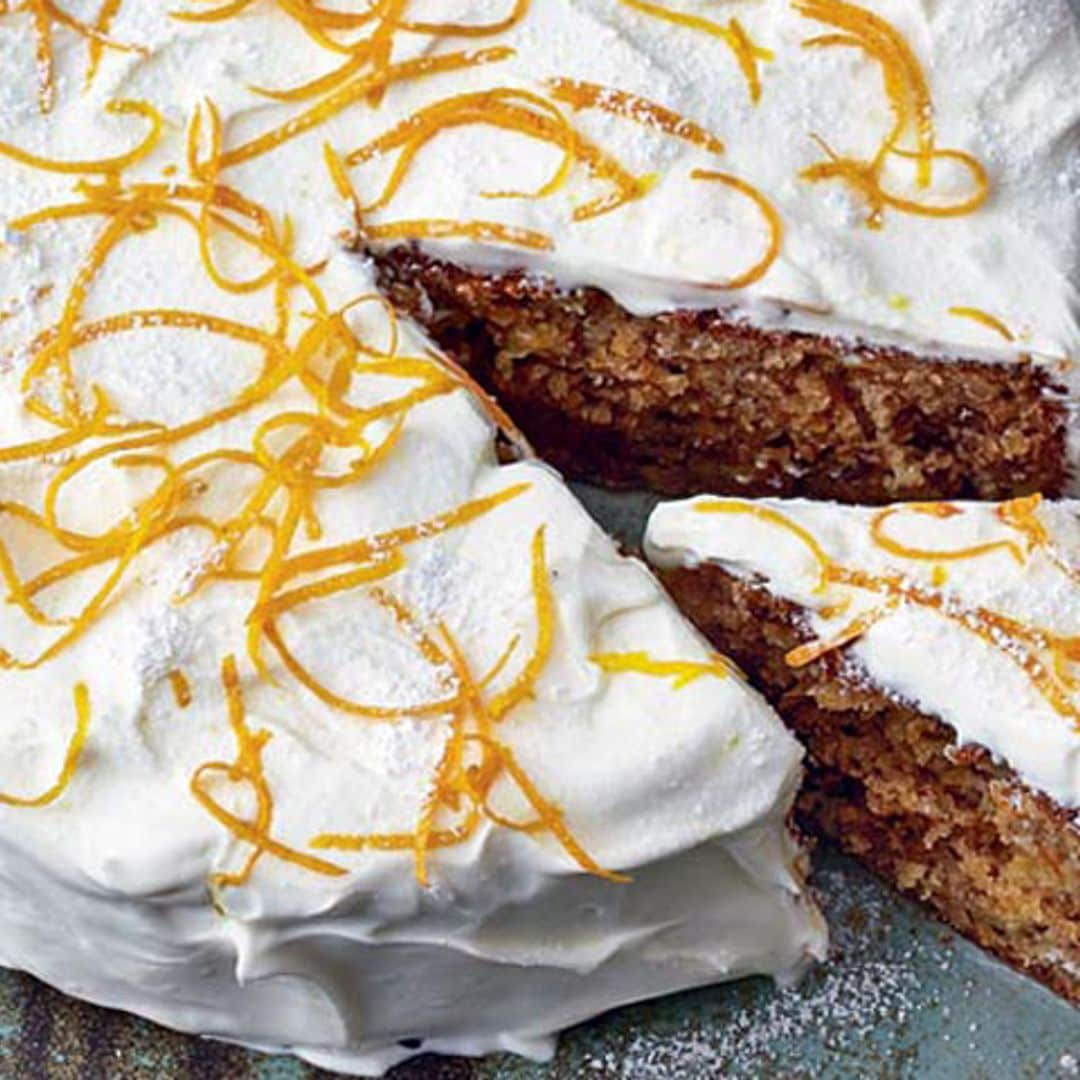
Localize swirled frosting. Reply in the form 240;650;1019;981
0;1;828;1073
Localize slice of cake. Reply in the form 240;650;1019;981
368;0;1080;503
0;8;824;1072
646;494;1080;1002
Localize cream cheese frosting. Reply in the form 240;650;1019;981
646;495;1080;810
13;0;1070;360
0;1;826;1074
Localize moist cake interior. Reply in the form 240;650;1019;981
661;562;1080;1005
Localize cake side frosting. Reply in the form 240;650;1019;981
646;495;1080;810
0;2;824;1073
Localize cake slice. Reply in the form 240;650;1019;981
646;494;1080;1002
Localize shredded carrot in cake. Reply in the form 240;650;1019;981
614;0;773;103
796;0;988;228
590;650;731;689
0;683;91;808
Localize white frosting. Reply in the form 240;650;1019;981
0;2;825;1074
91;0;1076;357
16;0;1069;359
646;495;1080;810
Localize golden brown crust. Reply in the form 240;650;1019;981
660;562;1080;1005
372;247;1068;504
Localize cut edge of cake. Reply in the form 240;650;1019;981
645;494;1080;1004
371;247;1071;505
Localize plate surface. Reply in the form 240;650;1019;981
0;485;1076;1080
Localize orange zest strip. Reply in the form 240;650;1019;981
86;0;123;87
797;0;934;175
365;0;406;107
590;650;731;689
277;483;530;584
396;0;530;37
473;733;630;883
346;88;578;208
690;170;783;288
998;494;1080;588
487;527;555;722
785;601;896;667
218;47;515;169
347;85;652;225
796;1;989;227
0;683;91;808
0;99;162;175
947;306;1015;342
614;0;772;103
311;610;626;887
824;563;1080;733
364;218;554;252
170;0;258;22
169;669;193;708
24;0;148;111
546;77;725;155
695;499;831;591
870;505;1026;565
28;0;57;112
190;657;347;891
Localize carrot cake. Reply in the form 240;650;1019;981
646;494;1080;1002
0;1;826;1075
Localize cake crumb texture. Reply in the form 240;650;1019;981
661;563;1080;1005
374;251;1068;505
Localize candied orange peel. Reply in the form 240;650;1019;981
0;99;162;175
6;0;147;112
690;170;783;289
545;78;725;156
796;0;989;228
311;566;629;888
947;306;1016;343
191;656;348;891
343;85;653;240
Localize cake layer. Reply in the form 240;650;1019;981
374;248;1068;502
646;495;1080;1001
